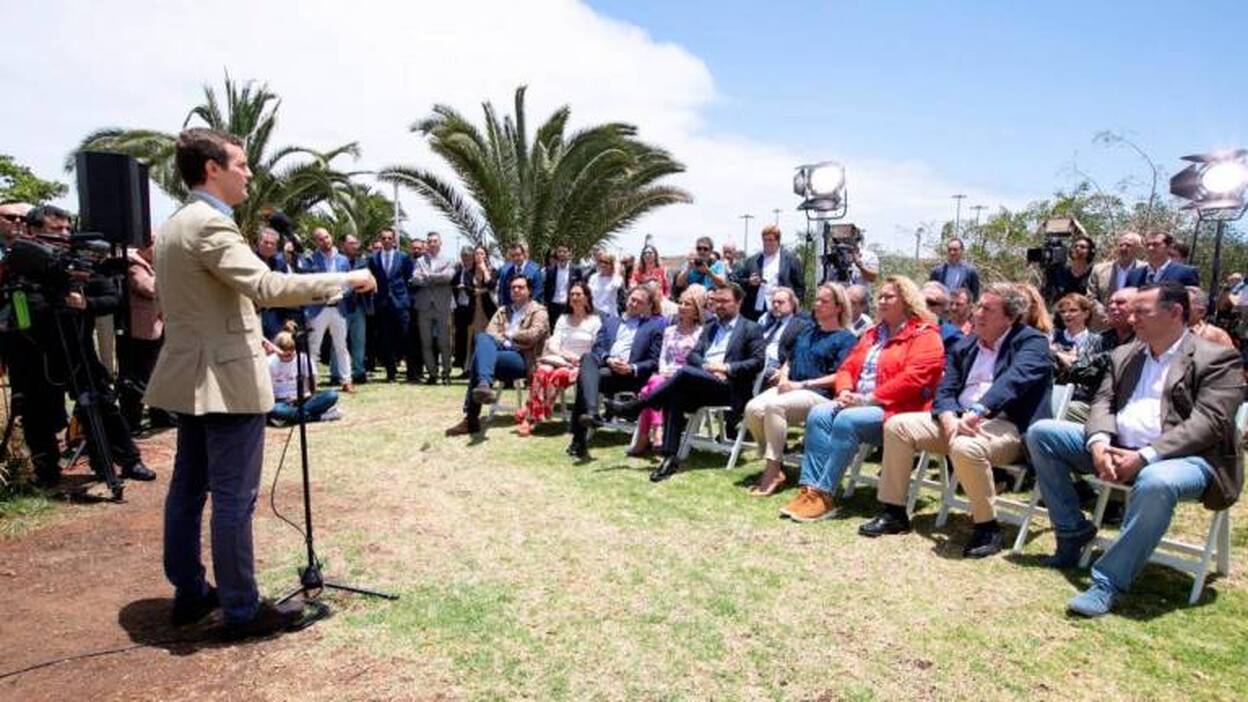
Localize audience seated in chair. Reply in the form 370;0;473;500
446;276;550;436
744;283;857;496
267;330;339;425
630;286;707;456
1025;281;1243;617
516;281;601;436
779;276;945;522
608;283;765;482
862;283;1053;557
567;285;667;459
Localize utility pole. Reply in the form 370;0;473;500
739;213;754;255
772;208;781;226
970;204;986;228
915;226;924;264
951;194;966;240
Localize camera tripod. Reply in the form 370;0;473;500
278;330;397;608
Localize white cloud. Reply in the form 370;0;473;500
0;0;1019;257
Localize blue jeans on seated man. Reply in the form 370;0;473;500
270;390;339;423
799;404;885;494
464;332;528;426
1026;419;1212;594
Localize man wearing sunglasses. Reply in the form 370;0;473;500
0;201;33;255
676;236;727;290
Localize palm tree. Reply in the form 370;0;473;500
302;182;399;246
379;86;691;258
68;74;360;239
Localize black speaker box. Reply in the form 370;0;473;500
76;151;151;248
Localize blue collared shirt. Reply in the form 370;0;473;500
191;189;234;217
705;315;739;364
608;315;643;360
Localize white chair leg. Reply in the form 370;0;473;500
1080;482;1114;569
677;409;703;462
1190;511;1226;605
905;458;925;517
841;444;870;498
935;458;956;529
726;427;746;470
1216;511;1231;576
1012;489;1042;554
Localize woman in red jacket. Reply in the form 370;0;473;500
780;275;945;522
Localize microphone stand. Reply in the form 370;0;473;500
279;329;397;606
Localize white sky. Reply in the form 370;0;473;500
1;0;1017;257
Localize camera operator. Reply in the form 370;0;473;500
823;231;878;286
2;205;153;488
1;201;33;257
676;236;728;290
1042;234;1094;305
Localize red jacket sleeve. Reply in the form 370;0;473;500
834;334;872;394
871;326;944;409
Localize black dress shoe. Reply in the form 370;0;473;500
122;462;157;481
220;599;307;641
1043;524;1098;569
858;510;911;537
604;398;641;422
566;440;589;460
650;456;680;482
171;586;219;626
424;376;439;386
578;413;605;430
962;523;1004;558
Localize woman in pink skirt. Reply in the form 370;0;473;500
517;282;601;435
629;285;706;455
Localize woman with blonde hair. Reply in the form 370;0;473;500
629;286;707;455
1017;283;1053;335
588;251;623;318
779;275;945;522
744;283;858;495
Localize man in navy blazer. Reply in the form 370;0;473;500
1126;231;1200;288
542;245;585;323
860;283;1052;557
569;286;666;458
609;283;765;482
498;242;545;307
929;237;982;301
741;225;806;321
366;227;414;382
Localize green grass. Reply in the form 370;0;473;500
0;491;53;538
6;379;1248;699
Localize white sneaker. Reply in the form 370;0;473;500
319;407;341;422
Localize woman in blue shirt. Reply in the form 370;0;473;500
743;283;857;495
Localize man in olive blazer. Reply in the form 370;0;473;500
150;128;374;639
1026;282;1243;617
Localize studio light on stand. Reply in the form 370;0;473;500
1170;149;1248;305
794;161;859;283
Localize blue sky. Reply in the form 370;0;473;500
3;0;1245;255
591;0;1248;214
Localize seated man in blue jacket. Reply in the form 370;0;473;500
608;283;765;482
568;285;667;459
861;282;1053;558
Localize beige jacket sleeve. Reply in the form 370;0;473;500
197;215;345;306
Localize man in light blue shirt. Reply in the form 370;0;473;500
676;236;728;290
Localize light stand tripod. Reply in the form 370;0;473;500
279;330;397;607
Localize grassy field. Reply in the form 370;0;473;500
5;381;1248;700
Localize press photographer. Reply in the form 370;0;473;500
819;223;878;285
1;205;152;492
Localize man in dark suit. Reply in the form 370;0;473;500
451;246;475;373
1026;282;1243;617
742;225;806;321
609;283;765;482
1126;231;1200;288
543;245;584;323
929;237;981;301
498;242;545;307
861;283;1052;557
568;286;667;459
757;286;809;381
366;227;413;382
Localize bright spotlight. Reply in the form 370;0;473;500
1170;149;1248;215
794;161;847;219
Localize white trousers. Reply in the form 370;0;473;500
307;306;351;384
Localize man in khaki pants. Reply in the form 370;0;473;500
859;283;1053;558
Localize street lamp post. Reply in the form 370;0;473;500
951;194;966;240
740;213;754;255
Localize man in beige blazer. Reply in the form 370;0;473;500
150;128;374;639
1026;281;1243;617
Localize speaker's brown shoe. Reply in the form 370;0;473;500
787;487;837;523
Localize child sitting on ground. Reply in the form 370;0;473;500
268;329;340;426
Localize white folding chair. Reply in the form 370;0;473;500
840;444;936;517
485;380;527;424
677;371;766;468
937;384;1075;529
1072;402;1246;605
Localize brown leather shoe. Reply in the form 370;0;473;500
779;486;813;518
788;487;837;523
444;418;480;436
341;383;355;394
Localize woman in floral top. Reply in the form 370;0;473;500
630;286;706;455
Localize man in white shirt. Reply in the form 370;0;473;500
1027;282;1243;617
